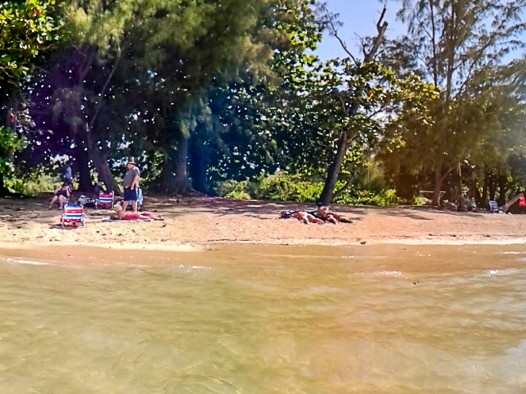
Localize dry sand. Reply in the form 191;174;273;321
1;194;526;264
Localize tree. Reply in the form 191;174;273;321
0;0;63;194
0;0;63;98
393;0;526;205
28;0;138;193
271;5;437;205
116;0;324;194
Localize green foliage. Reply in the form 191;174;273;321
385;0;526;204
215;179;250;198
252;172;323;202
0;0;64;88
0;126;25;152
411;196;431;206
102;0;323;193
253;173;296;201
226;190;252;200
215;172;399;206
0;126;27;174
11;0;525;205
216;173;323;202
4;168;55;196
334;188;398;207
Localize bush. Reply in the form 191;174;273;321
410;196;430;206
252;172;324;202
226;190;251;200
216;179;252;200
215;173;399;206
334;188;398;206
5;171;56;196
253;173;294;200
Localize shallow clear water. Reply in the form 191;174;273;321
1;245;526;393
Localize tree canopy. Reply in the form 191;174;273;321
2;0;526;209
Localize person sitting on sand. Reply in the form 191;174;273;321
112;204;164;221
315;205;352;224
49;182;71;210
279;210;324;224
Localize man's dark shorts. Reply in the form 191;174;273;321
124;187;137;201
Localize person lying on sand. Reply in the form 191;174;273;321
112;204;164;221
279;210;324;224
315;205;352;224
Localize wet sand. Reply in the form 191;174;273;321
1;238;526;273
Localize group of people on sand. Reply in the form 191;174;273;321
50;156;350;225
280;204;352;224
49;156;164;221
109;156;164;220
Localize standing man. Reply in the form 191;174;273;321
122;156;140;213
64;161;73;185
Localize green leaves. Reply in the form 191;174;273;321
385;0;526;203
0;0;64;87
0;126;27;174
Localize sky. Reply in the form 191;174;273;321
315;0;406;61
317;0;526;62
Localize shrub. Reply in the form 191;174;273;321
216;179;253;200
252;173;295;200
334;188;398;206
5;171;55;196
215;173;399;206
252;172;324;202
226;190;251;200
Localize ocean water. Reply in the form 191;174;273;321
1;245;525;393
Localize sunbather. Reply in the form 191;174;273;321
315;205;352;224
112;204;164;221
279;210;324;224
49;182;71;210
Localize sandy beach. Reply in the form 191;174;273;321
1;194;526;262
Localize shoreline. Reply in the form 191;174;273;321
2;195;526;265
2;241;526;271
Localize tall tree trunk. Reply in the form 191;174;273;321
482;167;489;203
319;133;349;205
472;178;481;206
432;164;443;206
497;173;507;206
75;132;92;192
0;109;15;195
161;150;176;192
395;165;415;201
190;136;210;194
84;45;123;194
489;176;496;201
173;135;192;194
160;135;192;195
90;147;121;195
433;159;458;205
85;124;121;195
